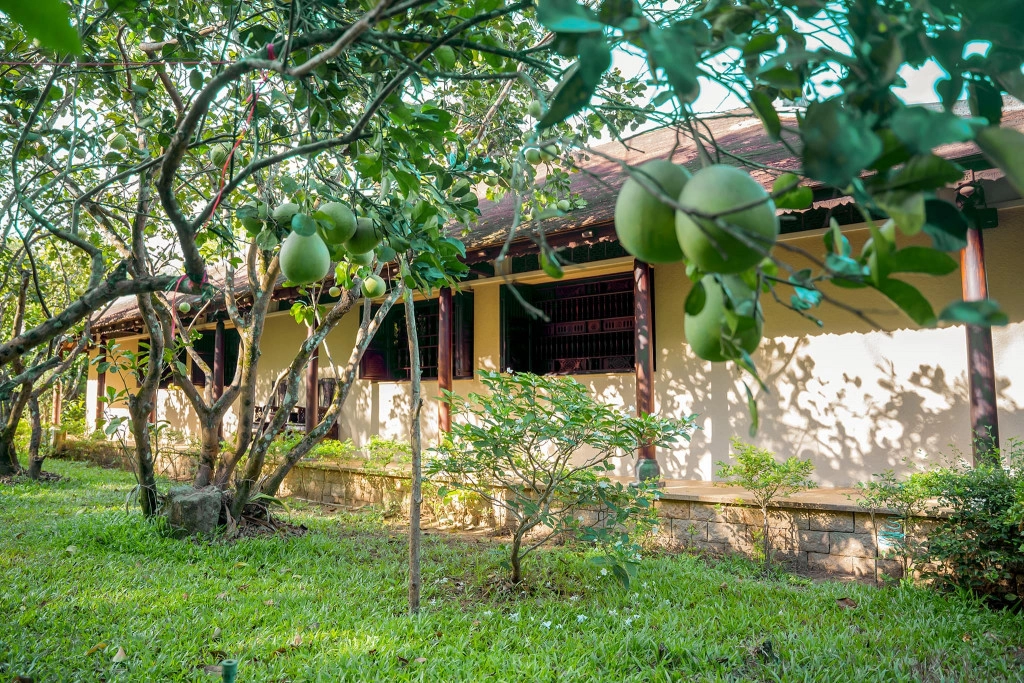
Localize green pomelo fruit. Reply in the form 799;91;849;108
109;134;127;150
614;160;689;264
280;231;331;285
178;301;191;314
539;143;559;161
524;148;542;165
362;274;387;298
272;202;301;225
557;199;571;212
328;286;342;298
318;202;357;244
344;217;382;254
240;215;263;232
527;100;543;118
675;164;779;274
347;250;374;266
210;143;231;167
684;274;763;362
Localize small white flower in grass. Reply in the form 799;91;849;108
577;614;588;623
641;582;649;589
540;621;552;629
508;612;520;622
438;577;448;584
555;624;563;629
662;599;671;605
609;609;618;616
624;616;635;627
569;595;581;602
482;610;493;617
600;568;608;576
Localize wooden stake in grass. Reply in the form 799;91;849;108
404;286;423;615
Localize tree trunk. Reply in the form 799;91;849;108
259;288;401;497
0;429;20;476
510;533;524;584
405;288;423;615
193;418;220;487
27;395;44;480
129;406;159;516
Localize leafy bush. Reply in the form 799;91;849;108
428;371;695;586
920;440;1024;603
854;464;934;581
308;438;357;461
363;436;412;472
717;438;815;570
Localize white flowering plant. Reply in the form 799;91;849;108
428;371;695;586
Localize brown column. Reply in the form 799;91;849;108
960;226;1000;463
213;320;225;400
95;341;106;428
51;377;65;452
634;260;658;481
305;325;319;434
438;287;453;435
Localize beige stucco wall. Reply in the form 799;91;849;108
86;205;1024;487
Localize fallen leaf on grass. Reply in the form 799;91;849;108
66;545;77;554
233;562;247;568
112;646;128;663
12;676;34;682
962;633;972;642
263;599;275;606
291;634;302;647
836;597;858;609
202;664;223;675
414;657;427;664
86;642;107;655
216;592;229;600
212;627;222;639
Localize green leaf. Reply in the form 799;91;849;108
255;228;278;251
922;199;968;251
744;382;759;438
876;278;936;326
646;24;700;104
875;191;925;236
801;100;881;187
880;155;963;193
888;106;975;155
536;0;604;33
938;300;1009;327
0;0;81;54
886;247;958;275
975;125;1024;196
772;173;812;209
825;253;865;279
684;281;706;316
969;79;1002;125
537;36;611;129
189;70;203;90
749;90;781;140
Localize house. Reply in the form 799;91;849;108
86;101;1024;488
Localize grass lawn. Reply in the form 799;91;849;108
2;461;1023;682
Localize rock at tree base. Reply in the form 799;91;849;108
164;486;222;538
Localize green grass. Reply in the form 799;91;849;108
2;461;1022;682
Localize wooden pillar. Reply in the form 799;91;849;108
94;340;106;429
213;320;225;400
51;377;65;452
438;287;453;436
633;260;659;481
305;325;319;434
960;226;1000;463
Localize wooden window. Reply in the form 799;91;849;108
359;293;474;382
501;272;646;375
189;327;241;386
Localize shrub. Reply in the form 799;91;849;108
854;464;934;581
920;440;1024;604
716;438;815;570
363;436;412;472
428;370;695;586
308;438;356;461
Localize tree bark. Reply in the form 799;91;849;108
405;287;423;614
0;428;20;476
259;286;401;497
27;395;44;480
193;418;221;487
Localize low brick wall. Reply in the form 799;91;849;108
284;461;939;581
653;499;939;579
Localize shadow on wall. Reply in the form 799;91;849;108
653;327;1022;488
